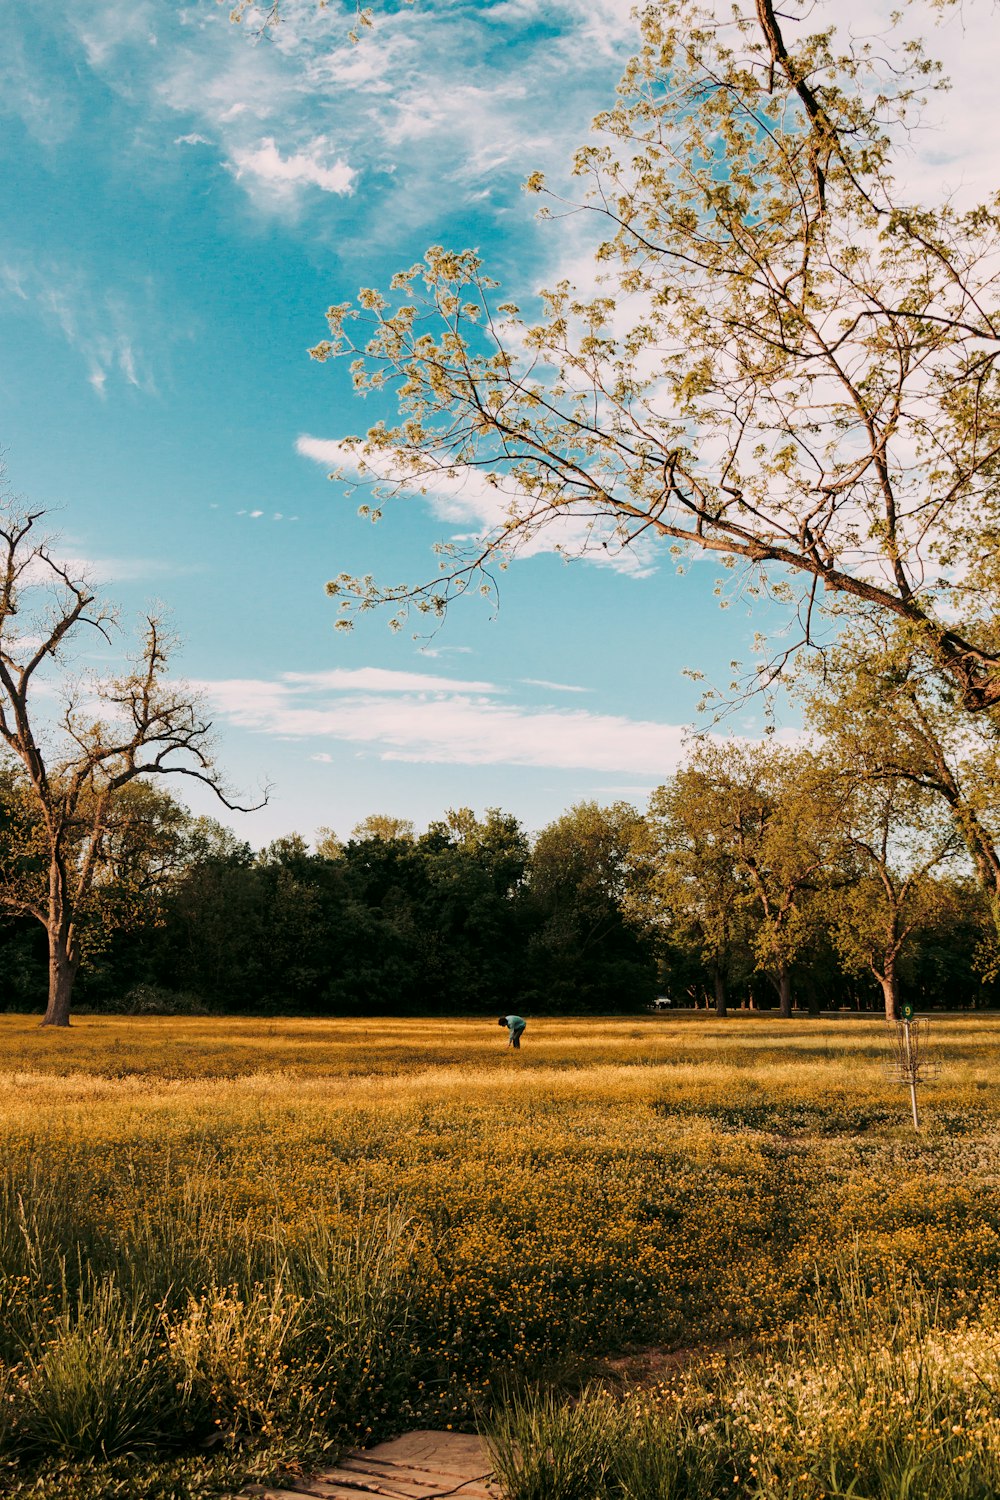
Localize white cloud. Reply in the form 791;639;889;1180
20;550;191;586
228;135;355;198
283;666;501;694
824;0;1000;210
0;265;28;300
1;29;81;146
195;664;701;774
128;0;637;232
521;678;589;694
41;0;1000;255
75;4;156;69
174;132;210;146
296;434;658;577
296;435;516;533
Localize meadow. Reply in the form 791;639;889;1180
0;1013;997;1498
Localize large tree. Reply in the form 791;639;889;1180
824;775;960;1018
313;0;1000;720
0;502;259;1026
803;624;1000;933
675;742;851;1015
632;771;753;1016
526;800;656;1011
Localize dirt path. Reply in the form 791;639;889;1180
241;1430;497;1499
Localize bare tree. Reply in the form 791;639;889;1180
0;502;263;1026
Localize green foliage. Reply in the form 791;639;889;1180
487;1388;729;1500
526;802;657;1012
488;1385;625;1500
18;1278;170;1461
7;726;1000;1016
167;1280;307;1440
0;1166;419;1485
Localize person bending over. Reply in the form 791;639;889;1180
498;1014;526;1049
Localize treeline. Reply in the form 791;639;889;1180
0;798;655;1017
2;748;999;1017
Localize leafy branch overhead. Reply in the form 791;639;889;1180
226;0;411;45
312;0;1000;714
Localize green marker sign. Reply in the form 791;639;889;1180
900;1002;915;1021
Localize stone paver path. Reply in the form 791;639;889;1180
242;1430;498;1500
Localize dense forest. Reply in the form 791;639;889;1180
3;749;998;1018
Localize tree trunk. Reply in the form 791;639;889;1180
41;922;77;1027
878;968;900;1023
777;966;793;1018
712;968;728;1018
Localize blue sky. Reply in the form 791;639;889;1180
2;0;997;846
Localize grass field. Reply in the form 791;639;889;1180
0;1013;998;1498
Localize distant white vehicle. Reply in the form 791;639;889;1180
651;996;673;1011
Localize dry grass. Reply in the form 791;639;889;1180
0;1012;997;1498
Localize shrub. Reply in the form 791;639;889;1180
17;1276;171;1461
167;1279;304;1442
486;1384;623;1500
102;987;209;1017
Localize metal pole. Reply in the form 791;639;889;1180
904;1019;919;1130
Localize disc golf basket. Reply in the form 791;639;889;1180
884;1004;939;1130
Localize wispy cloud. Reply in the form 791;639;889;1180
0;265;29;301
195;663;697;774
24;0;1000;256
21;550;195;586
232;506;298;522
283;666;501;694
0;28;81;146
521;678;589;694
62;0;635;236
0;259;155;398
419;644;474;659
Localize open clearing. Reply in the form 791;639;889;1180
0;1012;998;1498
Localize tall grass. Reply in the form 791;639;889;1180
0;1015;998;1496
18;1275;169;1460
0;1166;417;1475
485;1260;1000;1500
488;1385;624;1500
